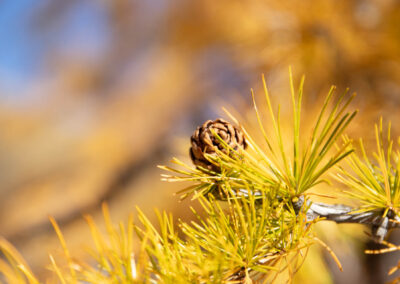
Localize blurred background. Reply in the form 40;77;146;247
1;0;400;283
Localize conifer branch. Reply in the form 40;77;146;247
298;197;400;242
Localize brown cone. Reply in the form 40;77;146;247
189;118;247;172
